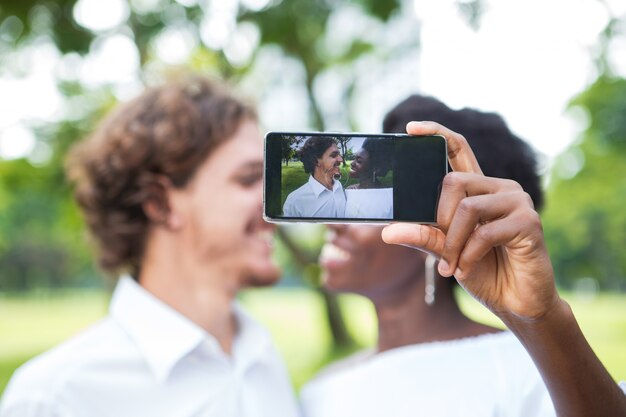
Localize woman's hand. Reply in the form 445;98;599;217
384;121;626;417
382;121;560;321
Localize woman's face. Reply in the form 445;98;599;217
349;148;371;179
314;143;343;180
168;120;280;288
319;224;425;302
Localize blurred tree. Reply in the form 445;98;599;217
0;0;93;54
0;0;496;346
335;137;351;167
344;147;355;161
0;87;113;290
542;1;626;291
0;158;88;290
0;0;409;349
543;77;626;290
241;0;400;129
243;0;406;348
281;135;306;166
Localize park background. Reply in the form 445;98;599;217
1;0;625;395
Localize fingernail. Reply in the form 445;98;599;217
454;268;463;278
438;259;450;275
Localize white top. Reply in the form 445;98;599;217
300;332;556;417
0;277;300;417
344;188;393;219
283;175;346;218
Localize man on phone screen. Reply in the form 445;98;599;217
283;136;346;218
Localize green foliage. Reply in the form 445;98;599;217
242;0;402;129
0;0;93;53
543;77;626;290
281;135;306;165
0;0;408;291
0;84;114;290
0;158;94;290
572;77;626;150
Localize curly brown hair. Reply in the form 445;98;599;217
299;136;337;174
66;77;256;278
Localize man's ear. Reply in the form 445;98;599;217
142;176;183;230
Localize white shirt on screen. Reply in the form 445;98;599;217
300;331;556;417
0;277;299;417
283;175;346;218
344;188;393;219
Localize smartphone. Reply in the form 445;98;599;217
264;132;448;223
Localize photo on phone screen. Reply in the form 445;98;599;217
264;132;447;223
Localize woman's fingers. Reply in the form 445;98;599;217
382;173;526;255
406;121;482;174
439;190;536;278
453;209;543;280
381;223;446;257
436;173;523;232
437;191;520;276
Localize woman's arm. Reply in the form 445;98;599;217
501;297;626;417
382;121;626;417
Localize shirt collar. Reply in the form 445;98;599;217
110;276;207;382
308;175;342;197
110;277;275;382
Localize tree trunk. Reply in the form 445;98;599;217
276;226;355;349
319;287;353;348
340;140;348;167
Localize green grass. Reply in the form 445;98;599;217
281;162;309;208
0;290;109;394
1;288;625;396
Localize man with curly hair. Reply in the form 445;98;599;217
282;136;346;218
0;77;300;417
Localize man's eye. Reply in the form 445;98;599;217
237;173;262;186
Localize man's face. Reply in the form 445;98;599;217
314;143;343;181
167;120;280;288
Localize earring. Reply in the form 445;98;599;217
424;254;436;306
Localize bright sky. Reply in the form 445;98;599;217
414;0;624;163
1;0;625;167
350;0;626;166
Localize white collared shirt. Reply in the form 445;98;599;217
344;188;393;219
301;332;555;417
0;277;300;417
283;175;346;218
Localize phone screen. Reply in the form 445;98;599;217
264;132;447;223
